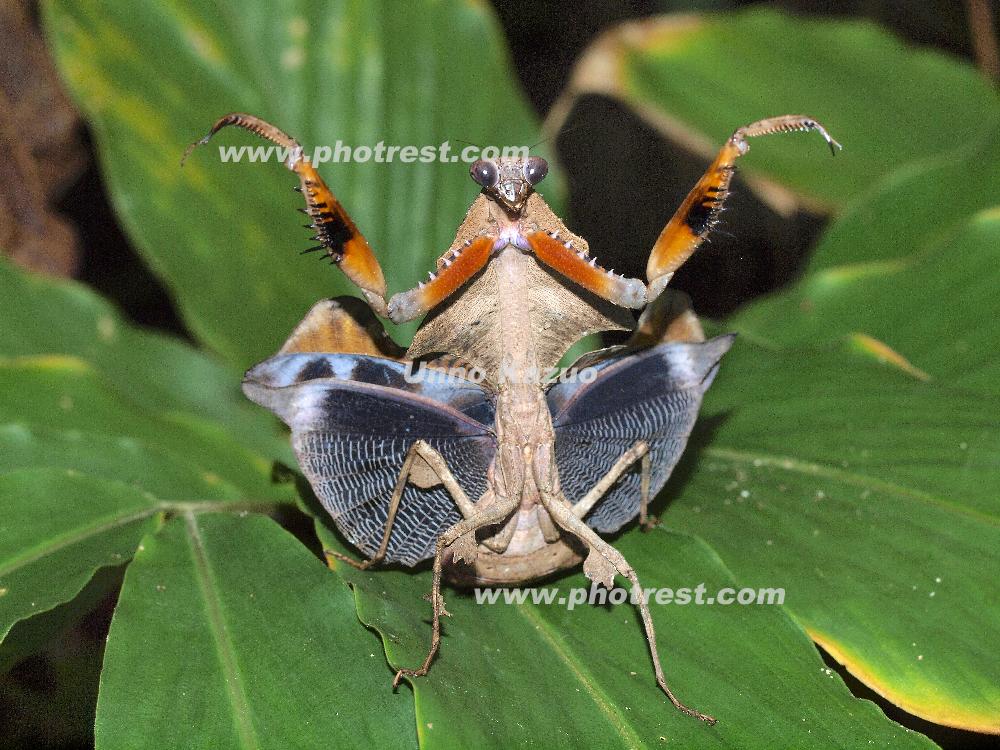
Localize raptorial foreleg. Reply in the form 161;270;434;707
184;113;502;325
183;113;391;315
646;115;840;299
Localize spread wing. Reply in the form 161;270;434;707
244;353;496;565
548;335;734;533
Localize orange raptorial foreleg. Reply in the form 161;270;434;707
183;113;389;316
387;235;495;323
525;230;646;309
645;115;840;299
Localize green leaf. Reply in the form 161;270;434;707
0;257;287;458
0;423;243;501
732;206;1000;395
795;130;1000;273
96;512;414;749
0;263;300;667
320;523;931;748
27;0;995;744
0;469;161;640
662;341;1000;732
721;114;1000;393
43;0;547;367
0;565;121;674
548;7;999;211
0;355;291;502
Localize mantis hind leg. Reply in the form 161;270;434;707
568;440;659;531
392;490;519;687
535;456;717;725
325;439;480;570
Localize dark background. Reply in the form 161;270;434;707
0;1;996;747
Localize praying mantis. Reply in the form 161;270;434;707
186;112;838;725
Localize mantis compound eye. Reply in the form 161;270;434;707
522;156;548;186
470;159;499;189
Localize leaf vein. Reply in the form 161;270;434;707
0;506;158;580
184;511;260;750
515;601;649;748
705;446;1000;526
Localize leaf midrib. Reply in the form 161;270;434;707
183;511;261;750
515;599;650;749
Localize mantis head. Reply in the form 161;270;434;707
469;155;548;212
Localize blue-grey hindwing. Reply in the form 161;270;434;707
548;335;734;533
243;353;496;565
